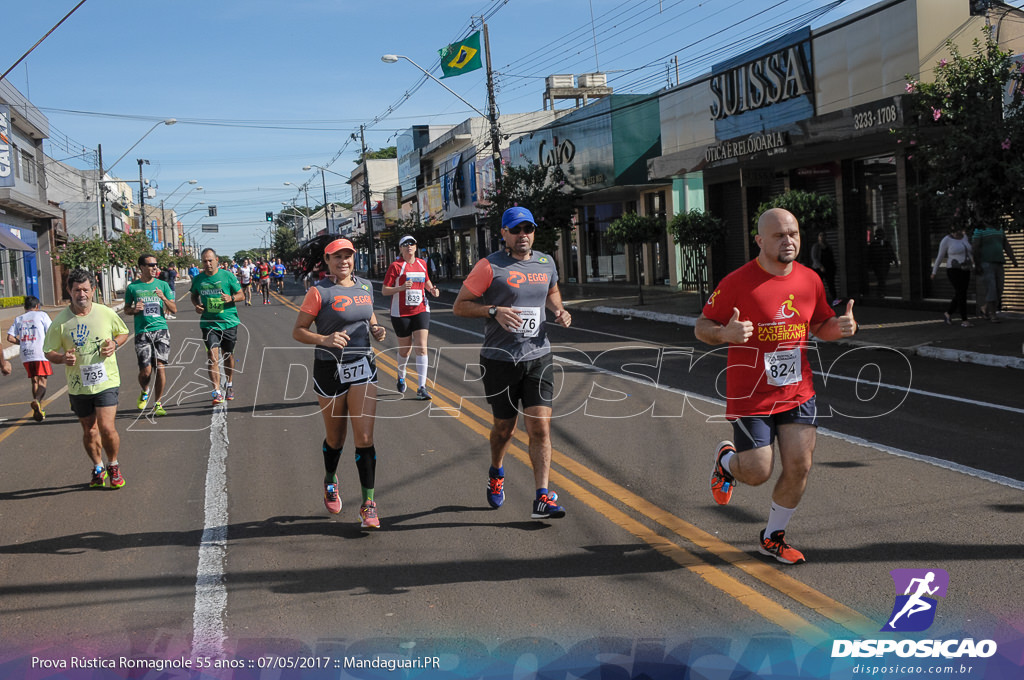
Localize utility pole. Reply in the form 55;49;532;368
481;20;503;259
138;159;150;243
359;125;376;278
97;145;107;239
318;167;329;236
96;144;110;303
482;20;502;184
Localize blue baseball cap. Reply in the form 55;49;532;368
501;206;535;230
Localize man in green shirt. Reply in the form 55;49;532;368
189;247;244;405
124;252;176;415
972;225;1019;321
43;269;131;489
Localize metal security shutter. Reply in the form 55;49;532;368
1004;231;1024;312
708;180;747;287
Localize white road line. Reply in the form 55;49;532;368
192;403;229;659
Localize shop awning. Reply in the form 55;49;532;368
0;230;35;251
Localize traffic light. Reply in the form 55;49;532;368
208;206;217;217
265;211;274;222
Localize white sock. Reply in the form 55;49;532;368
764;501;797;538
720;450;736;476
398;354;409;379
415;355;429;388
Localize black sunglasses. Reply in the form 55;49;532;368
507;224;536;235
143;262;159;266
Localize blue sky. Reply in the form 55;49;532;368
4;0;905;256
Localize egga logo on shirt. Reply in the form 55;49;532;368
707;290;721;307
331;294;372;311
507;271;550;288
775;294;800;320
832;568;997;660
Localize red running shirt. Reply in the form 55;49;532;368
383;258;432;317
702;259;835;417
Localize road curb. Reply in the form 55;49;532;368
584;305;1023;370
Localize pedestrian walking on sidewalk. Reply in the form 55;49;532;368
972;223;1018;322
931;226;974;327
695;208;858;565
43;270;131;489
5;296;52;421
811;231;840;305
453;206;573;520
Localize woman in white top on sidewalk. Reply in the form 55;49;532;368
931;225;974;327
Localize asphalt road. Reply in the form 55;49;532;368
0;280;1020;676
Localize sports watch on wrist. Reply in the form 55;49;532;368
487;306;498;319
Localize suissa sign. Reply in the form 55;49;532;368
0;104;13;188
709;44;811;120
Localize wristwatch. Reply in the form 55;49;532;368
487;306;498;319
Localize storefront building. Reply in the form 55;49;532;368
1;81;61;304
509;95;663;285
648;0;1024;309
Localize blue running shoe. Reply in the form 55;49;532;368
487;475;504;508
531;492;565;519
397;377;407;393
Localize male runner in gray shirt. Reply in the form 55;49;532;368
453;206;572;519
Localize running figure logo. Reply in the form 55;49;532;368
882;568;949;632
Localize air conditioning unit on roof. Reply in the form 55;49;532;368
579;73;607;88
546;74;576;89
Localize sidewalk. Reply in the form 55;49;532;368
4;282;1021;370
553;283;1024;370
432;278;1022;370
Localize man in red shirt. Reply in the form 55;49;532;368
695;208;857;564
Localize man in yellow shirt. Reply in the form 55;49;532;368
43;270;130;489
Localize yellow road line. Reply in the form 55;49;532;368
0;385;68;445
373;351;833;644
230;294;879;639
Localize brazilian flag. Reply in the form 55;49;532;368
439;31;483;79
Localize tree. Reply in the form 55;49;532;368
752;190;836;265
355;146;397;163
481;162;577;256
56;235;109;273
272;225;300;262
605;212;665;305
902;26;1024;230
669;209;726;303
108;230;153;269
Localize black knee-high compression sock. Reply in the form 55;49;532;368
323;440;342;482
354;446;376;500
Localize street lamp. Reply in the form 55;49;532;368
160;180;199;249
303;164;350;236
284;181;311;237
380;55;486;117
170;186;204;212
106;119;178;174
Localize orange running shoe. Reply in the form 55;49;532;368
710;441;736;505
758;529;806;565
